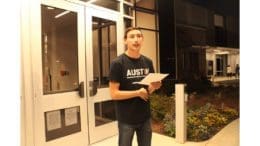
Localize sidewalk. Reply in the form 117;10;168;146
205;119;239;146
91;119;239;146
211;76;239;87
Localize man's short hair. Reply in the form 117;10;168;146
124;27;142;39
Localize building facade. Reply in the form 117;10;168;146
21;0;239;146
21;0;160;146
158;0;239;80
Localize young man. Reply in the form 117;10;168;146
109;27;161;146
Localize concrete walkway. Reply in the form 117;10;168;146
205;119;239;146
91;119;239;146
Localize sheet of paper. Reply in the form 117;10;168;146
133;73;169;85
46;110;61;131
65;107;78;126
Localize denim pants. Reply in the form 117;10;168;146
118;119;152;146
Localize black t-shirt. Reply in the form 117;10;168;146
109;53;154;124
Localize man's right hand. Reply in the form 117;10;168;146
138;88;149;101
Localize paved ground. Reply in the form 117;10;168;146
205;119;239;146
91;119;239;146
211;76;239;87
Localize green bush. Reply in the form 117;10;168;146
162;102;239;141
187;103;228;141
221;107;239;120
163;113;175;137
181;76;213;94
150;93;175;122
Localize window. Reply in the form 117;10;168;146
214;14;224;27
214;14;226;46
92;17;117;88
94;101;116;126
134;0;159;71
136;11;156;29
124;18;133;29
80;0;120;11
136;0;155;10
41;5;79;94
124;4;133;16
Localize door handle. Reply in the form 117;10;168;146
89;80;97;96
79;81;85;98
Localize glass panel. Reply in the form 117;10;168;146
136;0;155;10
124;18;133;30
214;14;224;27
216;55;223;76
124;4;133;16
124;0;133;3
92;0;120;11
136;11;156;29
41;5;79;94
92;17;117;88
140;30;157;70
94;101;116;126
207;60;213;76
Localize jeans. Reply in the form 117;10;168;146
118;119;152;146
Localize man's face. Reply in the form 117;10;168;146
124;29;144;52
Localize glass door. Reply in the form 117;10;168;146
32;1;88;146
216;54;227;76
85;6;123;144
216;55;223;76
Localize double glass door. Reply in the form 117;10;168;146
32;0;122;145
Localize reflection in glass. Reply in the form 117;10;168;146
92;17;117;88
124;18;133;30
136;11;156;30
41;5;79;94
136;0;155;10
80;0;119;10
124;0;133;3
94;101;116;126
124;4;133;16
216;55;227;76
140;30;158;70
92;0;120;11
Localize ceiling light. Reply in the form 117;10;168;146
86;0;98;4
55;10;70;19
47;6;54;10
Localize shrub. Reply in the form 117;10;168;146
221;107;239;120
157;79;176;96
162;102;239;141
150;93;174;121
187;103;229;141
163;113;176;137
182;76;213;94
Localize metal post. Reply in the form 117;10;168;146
175;84;187;143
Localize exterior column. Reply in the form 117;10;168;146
175;84;187;143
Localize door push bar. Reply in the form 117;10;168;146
79;81;85;98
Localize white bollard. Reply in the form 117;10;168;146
175;84;187;143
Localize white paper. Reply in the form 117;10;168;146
133;73;169;85
65;107;78;126
46;110;61;131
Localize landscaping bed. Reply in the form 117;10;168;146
150;85;239;141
